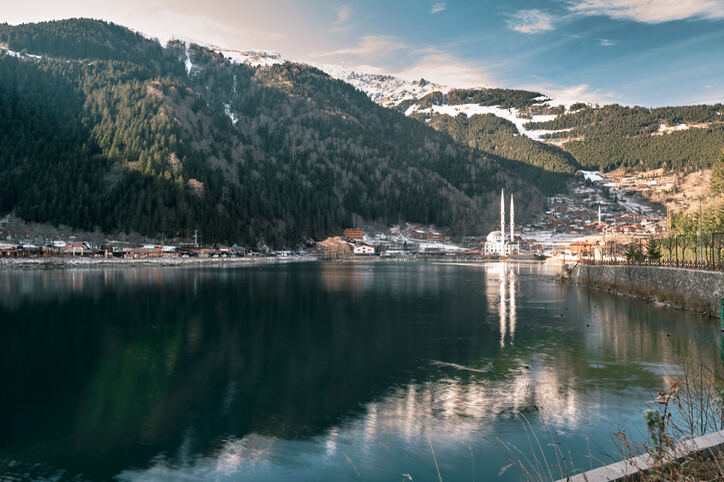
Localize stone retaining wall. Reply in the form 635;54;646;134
568;264;724;318
556;429;724;482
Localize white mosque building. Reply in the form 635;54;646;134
483;189;520;257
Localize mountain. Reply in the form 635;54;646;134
525;103;724;172
0;19;543;246
214;43;724;180
396;88;580;194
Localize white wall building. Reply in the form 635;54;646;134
484;189;520;256
353;245;375;255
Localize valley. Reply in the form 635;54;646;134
0;18;722;250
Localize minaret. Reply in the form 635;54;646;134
510;194;514;242
598;203;602;225
500;188;505;251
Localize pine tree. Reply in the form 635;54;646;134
626;243;644;263
647;238;662;261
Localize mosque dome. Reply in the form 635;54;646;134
487;230;505;243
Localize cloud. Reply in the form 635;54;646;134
598;38;615;46
395;53;493;88
430;2;447;14
315;35;407;58
331;4;352;33
507;9;555;34
528;83;622;107
568;0;724;23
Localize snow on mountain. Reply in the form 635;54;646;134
224;103;238;125
405;102;562;141
184;42;194;75
178;42;574;141
313;65;574;141
0;46;43;61
214;48;284;67
315;65;448;107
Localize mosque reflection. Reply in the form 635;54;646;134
484;262;518;347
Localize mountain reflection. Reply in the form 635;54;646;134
0;262;719;481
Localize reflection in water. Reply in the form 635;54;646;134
0;262;720;481
486;263;518;348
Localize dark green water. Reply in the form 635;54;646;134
0;261;718;481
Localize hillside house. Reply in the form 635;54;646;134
343;228;364;240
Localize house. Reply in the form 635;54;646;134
61;241;93;256
0;244;18;257
353;245;375;255
231;245;248;256
343;228;364;240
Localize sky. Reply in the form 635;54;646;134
2;0;724;106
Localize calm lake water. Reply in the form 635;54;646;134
0;261;719;481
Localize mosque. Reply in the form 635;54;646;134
483;189;520;257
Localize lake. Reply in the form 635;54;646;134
0;261;719;481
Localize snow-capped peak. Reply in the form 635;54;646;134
315;65;448;107
215;49;284;67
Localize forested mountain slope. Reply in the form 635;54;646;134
359;77;723;182
0;19;543;245
396;88;581;194
526;103;724;172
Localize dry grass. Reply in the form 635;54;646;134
497;343;724;481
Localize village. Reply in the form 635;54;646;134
0;171;670;262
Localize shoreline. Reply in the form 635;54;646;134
0;255;559;271
565;263;724;318
0;255;319;270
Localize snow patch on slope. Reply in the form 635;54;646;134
184;42;194;75
580;171;605;183
406;103;560;141
224;104;238;125
657;123;690;133
1;47;43;61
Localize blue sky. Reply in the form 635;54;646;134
3;0;724;106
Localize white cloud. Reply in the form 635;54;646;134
395;53;493;88
568;0;724;23
331;4;353;33
530;83;622;107
315;35;407;58
598;38;615;46
507;9;555;34
430;2;447;14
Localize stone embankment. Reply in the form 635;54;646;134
566;264;724;318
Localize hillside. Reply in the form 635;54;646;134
0;19;543;246
339;72;723;184
395;88;579;194
526;103;724;172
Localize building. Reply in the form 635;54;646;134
353;245;375;255
344;228;364;240
61;241;93;256
484;189;520;256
